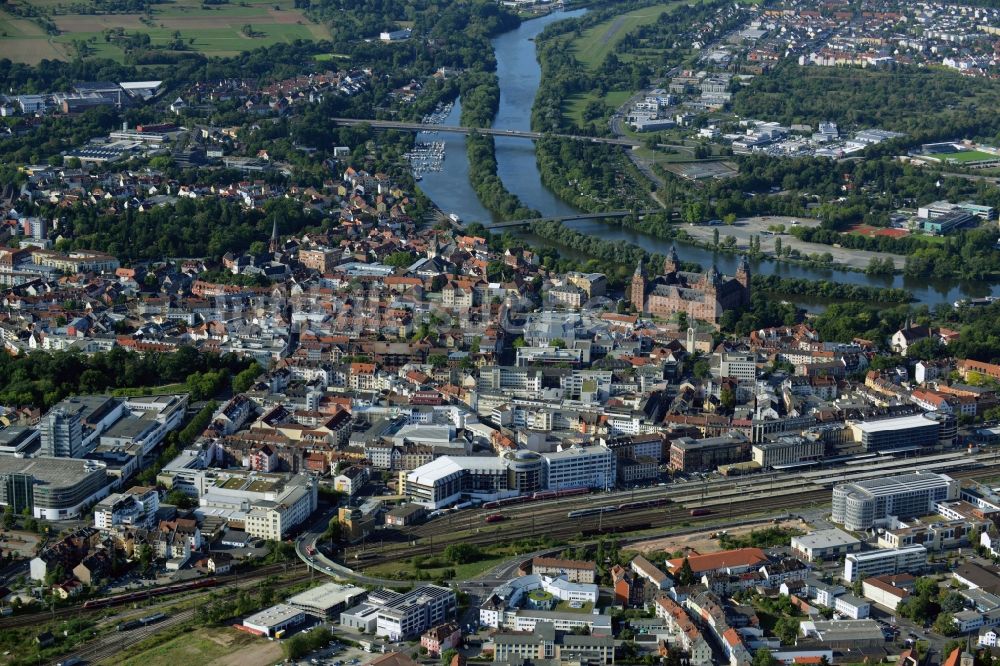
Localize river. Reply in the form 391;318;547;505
415;10;1000;307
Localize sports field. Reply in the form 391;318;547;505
0;0;330;62
942;149;999;163
570;1;686;70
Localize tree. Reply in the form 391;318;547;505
440;649;459;666
933;612;959;637
719;386;736;412
713;228;720;247
752;648;776;666
443;543;482;564
774;237;782;256
232;362;262;393
550;338;566;349
677;557;696;586
165;489;197;509
2;505;14;530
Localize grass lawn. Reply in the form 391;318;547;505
363;554;509;581
563;90;631;126
110;383;187;397
570;0;688;70
555;600;594;614
119;627;278;666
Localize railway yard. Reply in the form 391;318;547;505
7;447;1000;664
347;447;1000;571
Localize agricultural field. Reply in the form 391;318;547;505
0;0;331;62
569;1;685;70
0;8;71;63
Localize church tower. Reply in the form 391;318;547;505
664;244;680;275
631;259;647;312
269;218;280;254
736;254;751;305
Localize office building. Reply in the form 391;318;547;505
844;545;928;582
832;472;958;530
340;585;456;641
40;407;83;458
848;413;940;452
542;445;615;491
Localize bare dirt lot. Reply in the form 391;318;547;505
0;530;41;558
628;518;810;556
683;215;906;271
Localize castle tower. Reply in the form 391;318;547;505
686;326;695;354
703;264;720;293
736;254;751;304
630;259;646;312
664;244;680;274
269;218;279;254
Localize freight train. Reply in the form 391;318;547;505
83;578;220;609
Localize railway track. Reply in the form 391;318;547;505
51;567;311;665
0;561;296;630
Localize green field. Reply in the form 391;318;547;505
570;1;686;70
941;150;999;163
563;89;631;126
362;554;509;581
0;0;330;62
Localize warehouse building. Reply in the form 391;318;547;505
832;472;958;530
791;528;862;562
242;604;306;637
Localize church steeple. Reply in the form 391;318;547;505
269;218;279;254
